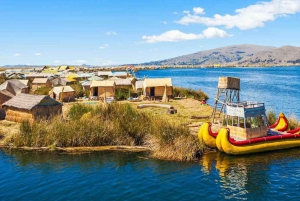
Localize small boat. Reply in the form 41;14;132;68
198;101;300;155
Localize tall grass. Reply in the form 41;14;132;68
173;86;208;100
9;103;202;161
267;111;277;125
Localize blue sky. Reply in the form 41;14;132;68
1;0;300;66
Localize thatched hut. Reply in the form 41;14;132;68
2;93;62;123
143;78;173;99
0;79;29;95
97;71;111;79
90;80;115;98
32;78;52;91
114;79;133;90
50;86;75;102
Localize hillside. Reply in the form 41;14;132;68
141;44;300;66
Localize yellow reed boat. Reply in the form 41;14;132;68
198;101;300;155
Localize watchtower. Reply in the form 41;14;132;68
211;77;240;123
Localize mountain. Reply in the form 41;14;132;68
141;44;300;66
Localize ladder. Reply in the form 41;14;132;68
211;88;240;123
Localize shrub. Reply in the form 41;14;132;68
173;86;208;100
115;88;130;100
267;111;277;125
70;82;88;98
34;86;50;95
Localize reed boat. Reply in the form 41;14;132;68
198;101;300;155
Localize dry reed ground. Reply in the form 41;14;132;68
128;98;213;135
0;98;213;149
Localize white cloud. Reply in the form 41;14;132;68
142;27;231;43
53;60;61;63
173;12;179;15
74;60;87;64
193;7;205;15
14;53;20;57
35;53;41;56
183;10;190;14
202;27;232;38
106;31;117;35
161;21;167;24
177;0;300;30
99;44;108;49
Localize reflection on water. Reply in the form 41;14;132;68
200;149;300;200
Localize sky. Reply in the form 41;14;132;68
1;0;300;66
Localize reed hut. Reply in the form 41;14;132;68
2;93;62;123
0;79;29;95
143;78;173;99
97;71;111;79
115;79;132;90
90;80;115;98
0;91;14;119
51;86;75;102
25;73;53;82
32;78;52;91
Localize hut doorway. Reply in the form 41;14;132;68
150;87;155;96
93;87;98;96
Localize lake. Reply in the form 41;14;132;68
138;66;300;119
1;149;300;200
1;66;300;200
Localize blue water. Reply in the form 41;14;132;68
137;66;300;119
1;67;300;200
1;149;300;200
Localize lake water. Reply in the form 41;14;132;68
1;149;300;200
1;67;300;200
138;66;300;119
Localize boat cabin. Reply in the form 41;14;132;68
226;101;268;140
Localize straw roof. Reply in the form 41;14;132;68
0;79;28;96
51;77;68;86
19;79;29;86
53;86;74;95
90;80;115;87
115;79;132;86
143;78;172;88
97;71;111;76
88;76;103;81
58;66;69;71
32;78;49;84
2;93;62;110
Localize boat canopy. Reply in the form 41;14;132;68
226;102;265;118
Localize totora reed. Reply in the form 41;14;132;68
7;103;203;161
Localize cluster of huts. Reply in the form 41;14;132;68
0;66;173;123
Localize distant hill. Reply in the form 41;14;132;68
141;44;300;66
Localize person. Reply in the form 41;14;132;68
201;99;206;105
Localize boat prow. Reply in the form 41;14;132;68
198;122;218;148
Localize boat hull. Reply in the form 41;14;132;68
216;128;300;155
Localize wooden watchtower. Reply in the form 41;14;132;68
211;77;240;123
